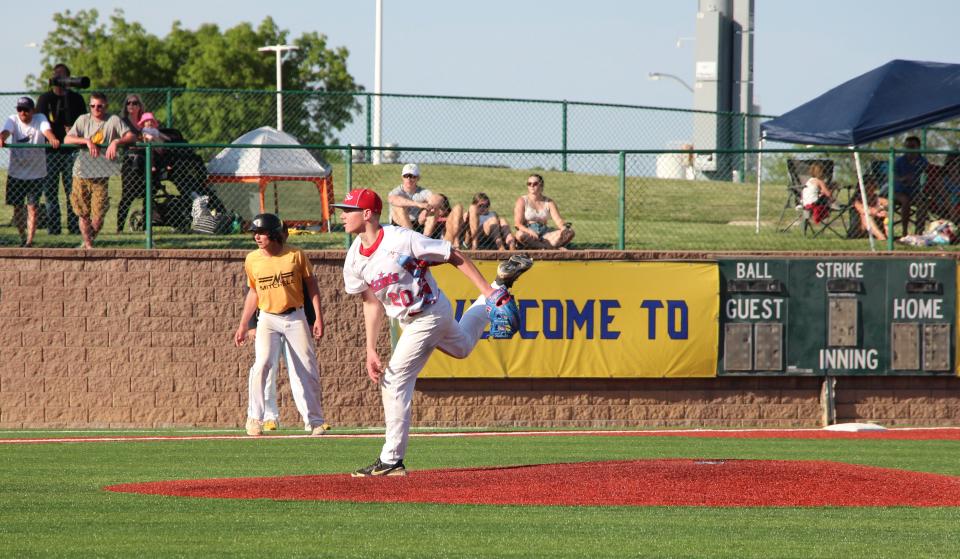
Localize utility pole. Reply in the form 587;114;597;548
373;0;383;164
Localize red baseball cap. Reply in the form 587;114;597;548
332;188;382;214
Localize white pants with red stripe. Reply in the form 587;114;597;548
379;289;489;464
247;308;325;429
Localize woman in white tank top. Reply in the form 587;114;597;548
513;174;575;249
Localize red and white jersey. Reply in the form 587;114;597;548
343;225;451;323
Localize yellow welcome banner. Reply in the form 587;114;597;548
419;261;719;378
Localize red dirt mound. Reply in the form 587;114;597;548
105;459;960;507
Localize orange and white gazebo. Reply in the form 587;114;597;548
206;126;334;231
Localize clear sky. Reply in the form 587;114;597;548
4;0;957;116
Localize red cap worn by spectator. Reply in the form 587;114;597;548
332;188;382;214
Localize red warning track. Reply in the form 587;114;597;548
105;459;960;507
5;427;960;445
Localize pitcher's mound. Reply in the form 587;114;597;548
105;459;960;506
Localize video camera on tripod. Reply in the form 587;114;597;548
49;76;90;89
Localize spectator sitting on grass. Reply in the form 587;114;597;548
513;174;574;249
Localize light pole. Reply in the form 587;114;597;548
372;0;383;164
258;44;299;131
648;72;694;93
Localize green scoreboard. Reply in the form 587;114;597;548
718;258;956;376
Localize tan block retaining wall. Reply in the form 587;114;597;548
0;249;957;429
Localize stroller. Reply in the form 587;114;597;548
130;128;231;233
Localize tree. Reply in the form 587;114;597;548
30;9;363;144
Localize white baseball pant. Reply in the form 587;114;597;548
263;343;282;422
247;308;325;428
379;288;489;464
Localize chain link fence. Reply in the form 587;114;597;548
5;142;959;251
2;87;959;251
2;88;752;159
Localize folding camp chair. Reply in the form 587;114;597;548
777;158;848;238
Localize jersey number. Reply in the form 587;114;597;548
387;289;415;307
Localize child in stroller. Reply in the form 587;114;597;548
129;128;230;233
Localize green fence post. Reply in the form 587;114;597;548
145;144;153;249
618;151;626;250
739;113;747;182
345;146;353;249
887;148;895;250
365;94;372;163
561;100;568;172
165;88;173;128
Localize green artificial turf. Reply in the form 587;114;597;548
1;432;958;558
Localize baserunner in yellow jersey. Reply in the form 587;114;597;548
233;213;328;436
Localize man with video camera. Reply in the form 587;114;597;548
36;63;89;236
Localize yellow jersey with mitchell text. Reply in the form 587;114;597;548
244;247;313;314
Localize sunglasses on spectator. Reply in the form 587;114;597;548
402;174;417;179
526;181;541;186
126;100;141;106
16;107;31;113
89;104;106;109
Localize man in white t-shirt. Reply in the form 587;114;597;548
333;188;533;477
0;97;60;247
387;163;433;231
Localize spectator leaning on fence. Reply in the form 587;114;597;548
1;97;60;247
388;163;433;231
35;63;86;236
513;174;575;249
893;135;929;237
64;92;137;249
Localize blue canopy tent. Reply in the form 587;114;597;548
756;60;960;247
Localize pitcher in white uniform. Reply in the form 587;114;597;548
335;188;532;477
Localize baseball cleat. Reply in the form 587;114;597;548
262;419;279;431
351;458;407;477
495;254;534;288
310;423;331;436
245;417;263;436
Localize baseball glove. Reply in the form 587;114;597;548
486;287;520;339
